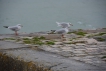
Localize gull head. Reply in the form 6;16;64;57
17;24;23;27
69;23;73;26
67;23;73;28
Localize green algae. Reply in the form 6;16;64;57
75;31;87;36
39;36;46;40
96;32;106;36
4;38;15;40
96;37;105;41
22;36;55;45
102;56;106;59
23;38;30;40
68;31;87;36
34;41;44;45
46;41;55;45
23;40;31;44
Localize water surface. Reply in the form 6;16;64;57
0;0;106;34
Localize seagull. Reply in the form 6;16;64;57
3;24;23;35
56;22;73;28
54;27;69;38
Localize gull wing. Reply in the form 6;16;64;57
56;22;69;28
55;28;66;34
8;26;19;31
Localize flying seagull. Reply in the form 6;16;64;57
54;27;69;38
3;24;23;35
56;22;73;28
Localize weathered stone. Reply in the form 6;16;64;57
85;48;100;55
66;33;78;39
75;54;87;56
40;46;61;53
0;33;106;71
86;38;98;45
58;51;74;57
63;41;71;44
84;56;95;59
50;45;63;48
74;46;85;49
76;43;86;46
99;46;106;50
99;45;106;47
74;49;86;51
71;49;85;54
90;45;98;48
61;47;72;50
100;50;106;54
70;44;77;47
83;59;93;64
97;42;106;45
71;40;87;44
54;42;63;45
86;48;99;50
20;36;33;39
16;41;23;44
71;57;82;61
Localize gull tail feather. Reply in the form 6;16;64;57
3;26;9;28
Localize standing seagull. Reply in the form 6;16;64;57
54;27;69;39
3;24;23;35
56;22;73;28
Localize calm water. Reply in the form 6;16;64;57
0;0;106;34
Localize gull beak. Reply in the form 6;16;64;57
70;23;73;26
21;25;23;27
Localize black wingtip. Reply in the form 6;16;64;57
3;26;8;28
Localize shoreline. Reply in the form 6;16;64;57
0;28;106;35
0;28;106;71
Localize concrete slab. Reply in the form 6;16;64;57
0;41;106;71
0;41;28;50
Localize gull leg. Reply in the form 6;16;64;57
61;34;66;41
61;34;65;41
15;31;18;35
62;34;64;38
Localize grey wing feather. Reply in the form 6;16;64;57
9;26;19;31
55;29;65;34
61;23;69;28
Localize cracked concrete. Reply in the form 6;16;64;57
0;41;106;71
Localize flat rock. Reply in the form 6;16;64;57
86;38;98;45
76;43;86;46
74;46;85;49
0;40;106;71
55;42;63;45
0;41;28;50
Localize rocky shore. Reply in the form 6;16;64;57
0;28;106;71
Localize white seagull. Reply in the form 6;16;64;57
54;27;69;38
3;24;23;35
56;22;73;28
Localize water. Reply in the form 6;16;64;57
0;0;106;34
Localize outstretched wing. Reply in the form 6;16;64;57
56;22;69;28
56;22;61;27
